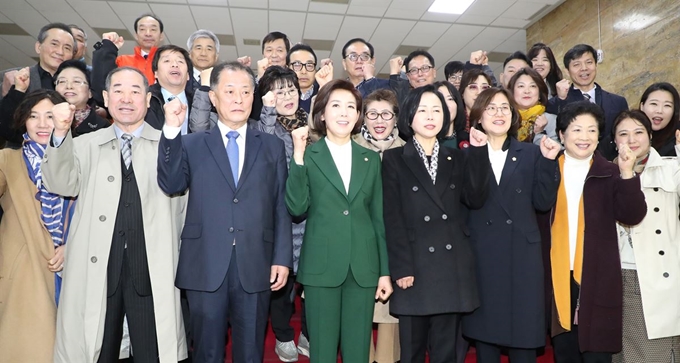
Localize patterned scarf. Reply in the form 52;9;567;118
73;105;92;128
359;124;399;153
277;108;308;133
518;104;546;142
413;138;439;184
22;133;65;248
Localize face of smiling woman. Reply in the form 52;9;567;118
323;89;360;144
560;114;599;160
411;92;444;141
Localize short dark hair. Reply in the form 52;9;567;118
151;44;194;80
397;84;451;140
611;109;652;141
13;89;67;135
503;51;530;70
262;31;290;53
105;67;149;93
363;89;399;116
210;61;256;91
341;38;374;59
506;67;549;107
433;81;466;136
286;43;317;66
258;66;301;98
563;44;597;69
37;23;76;55
556;100;605;138
54;59;91;84
67;24;87;41
444;61;464;80
527;43;563;96
311;79;363;135
469;88;520;138
134;13;164;33
459;68;492;108
404;50;435;73
640;82;680;151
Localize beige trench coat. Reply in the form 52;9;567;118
624;146;680;339
0;149;58;363
42;124;188;363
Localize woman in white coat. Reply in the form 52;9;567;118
611;110;680;362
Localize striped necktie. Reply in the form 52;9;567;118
121;134;133;169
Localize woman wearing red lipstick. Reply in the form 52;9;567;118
0;90;76;362
459;69;492;146
463;88;561;363
639;82;680;156
382;84;491;362
610;110;680;363
507;67;556;145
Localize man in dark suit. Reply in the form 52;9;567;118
545;44;628;159
157;61;292;363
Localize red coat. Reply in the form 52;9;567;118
116;46;157;84
541;151;646;353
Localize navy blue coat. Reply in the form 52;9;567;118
157;125;293;293
463;138;560;348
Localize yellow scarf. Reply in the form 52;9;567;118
517;104;546;142
550;154;589;330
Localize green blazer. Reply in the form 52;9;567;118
286;138;389;288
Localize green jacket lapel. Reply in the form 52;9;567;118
308;139;347;198
348;141;369;203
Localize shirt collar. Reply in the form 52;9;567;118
193;68;202;82
301;86;314;101
217;121;249;141
160;87;187;104
113;123;145;139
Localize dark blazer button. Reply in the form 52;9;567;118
654;188;659;192
656;229;662;234
654;207;660;212
233;198;239;203
424;215;430;222
91;256;98;263
99;215;106;222
343;210;349;216
107;175;115;182
659;250;665;256
428;247;435;253
445;244;452;250
118;230;124;236
125;177;131;182
506;219;512;225
412;186;419;192
486;220;492;225
449;184;455;189
516;188;522;193
442;214;448;220
663;272;669;278
228;227;234;232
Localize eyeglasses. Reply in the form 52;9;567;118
467;84;490;92
55;78;88;87
448;74;462;81
484;105;512;116
274;89;298;98
365;110;395;121
345;53;371;62
407;65;434;76
289;61;316;72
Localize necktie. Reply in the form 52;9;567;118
121;134;133;169
226;131;239;186
582;93;594;103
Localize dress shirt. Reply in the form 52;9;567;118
487;143;508;185
160;87;189;134
193;68;202;84
580;84;597;104
324;137;352;194
563;151;592;269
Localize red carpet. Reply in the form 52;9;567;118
223;295;555;363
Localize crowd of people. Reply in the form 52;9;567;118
0;11;678;363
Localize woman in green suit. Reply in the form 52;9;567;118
286;79;393;362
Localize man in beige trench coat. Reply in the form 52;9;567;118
42;66;187;363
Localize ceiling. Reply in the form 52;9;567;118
0;0;565;79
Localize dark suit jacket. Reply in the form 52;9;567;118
157;124;292;293
146;83;195;131
463;138;559;348
285;139;389;288
382;141;490;316
546;83;628;160
0;64;43;103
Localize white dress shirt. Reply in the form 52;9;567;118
563;152;592;270
325;137;353;194
487;143;508;185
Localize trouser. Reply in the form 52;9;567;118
399;313;460;363
475;341;536;363
270;274;296;342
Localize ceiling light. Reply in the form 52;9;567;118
428;0;475;15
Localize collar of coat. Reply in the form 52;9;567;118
94;122;160;145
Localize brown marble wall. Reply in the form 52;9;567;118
527;0;680;107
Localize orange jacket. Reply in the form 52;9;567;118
115;46;157;84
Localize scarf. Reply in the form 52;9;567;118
277;108;308;133
360;124;399;153
413;138;439;184
550;154;590;330
22;133;65;248
613;153;649;176
518;104;546;142
73;105;92;128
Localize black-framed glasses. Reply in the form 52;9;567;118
289;61;316;72
55;78;88;87
345;53;371;62
484;105;512;116
407;65;434;76
365;110;395;121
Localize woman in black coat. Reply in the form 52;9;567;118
382;84;491;363
462;88;561;363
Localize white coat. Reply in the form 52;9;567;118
42;124;188;363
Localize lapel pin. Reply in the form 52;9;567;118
364;157;368;161
512;157;517;161
447;156;451;160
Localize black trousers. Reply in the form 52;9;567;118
475;341;536;363
270;275;296;342
98;252;158;363
552;274;613;363
399;313;460;363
